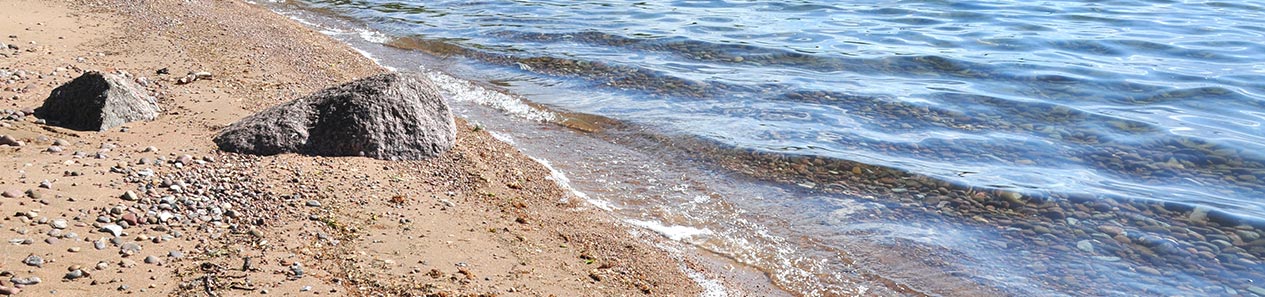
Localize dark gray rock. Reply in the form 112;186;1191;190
214;72;455;160
35;71;160;131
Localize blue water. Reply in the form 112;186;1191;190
277;0;1265;295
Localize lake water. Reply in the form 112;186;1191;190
267;0;1265;295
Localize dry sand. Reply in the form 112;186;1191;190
0;0;723;295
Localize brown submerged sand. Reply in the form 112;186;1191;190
0;0;717;295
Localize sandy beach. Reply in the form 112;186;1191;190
0;0;731;295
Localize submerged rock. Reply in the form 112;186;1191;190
214;72;455;160
35;71;160;131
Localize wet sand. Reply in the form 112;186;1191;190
0;0;730;295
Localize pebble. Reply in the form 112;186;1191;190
121;191;139;201
94;239;107;250
305;200;321;207
46;146;62;153
23;254;44;267
64;269;85;280
1238;230;1261;241
119;242;142;255
0;135;22;146
51;219;68;229
1248;286;1265;296
168;250;185;258
9;277;40;285
1;189;20;198
1098;225;1124;236
301;286;312;292
290;262;305;278
101;224;123;237
144;255;161;264
1137;266;1161;275
122;212;140;225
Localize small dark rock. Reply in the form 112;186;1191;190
35;71;160;131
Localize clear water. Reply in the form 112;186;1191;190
269;0;1265;296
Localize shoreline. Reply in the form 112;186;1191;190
245;1;1265;296
0;0;737;295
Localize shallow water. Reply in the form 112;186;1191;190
268;0;1265;296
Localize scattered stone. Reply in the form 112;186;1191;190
290;262;304;279
0;135;21;147
300;286;312;292
100;224;123;237
1;189;20;198
144;255;161;264
121;191;139;201
121;212;140;225
1137;266;1161;275
23;254;44;267
64;269;86;280
9;276;40;285
1249;286;1265;296
214;72;456;160
51;219;67;229
176;71;212;84
305;200;321;207
119;242;142;255
35;71;161;131
46;146;63;153
168;250;184;259
94;238;107;250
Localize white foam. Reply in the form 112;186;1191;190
626;219;713;241
486;130;515;145
348;47;397;71
280;12;321;28
683;266;729;297
358;29;392;44
528;156;615;211
425;72;558;122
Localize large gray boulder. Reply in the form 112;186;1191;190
214;72;456;160
36;71;160;131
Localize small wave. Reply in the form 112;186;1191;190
528;156;615;211
626;219;714;241
424;72;557;122
357;28;392;44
